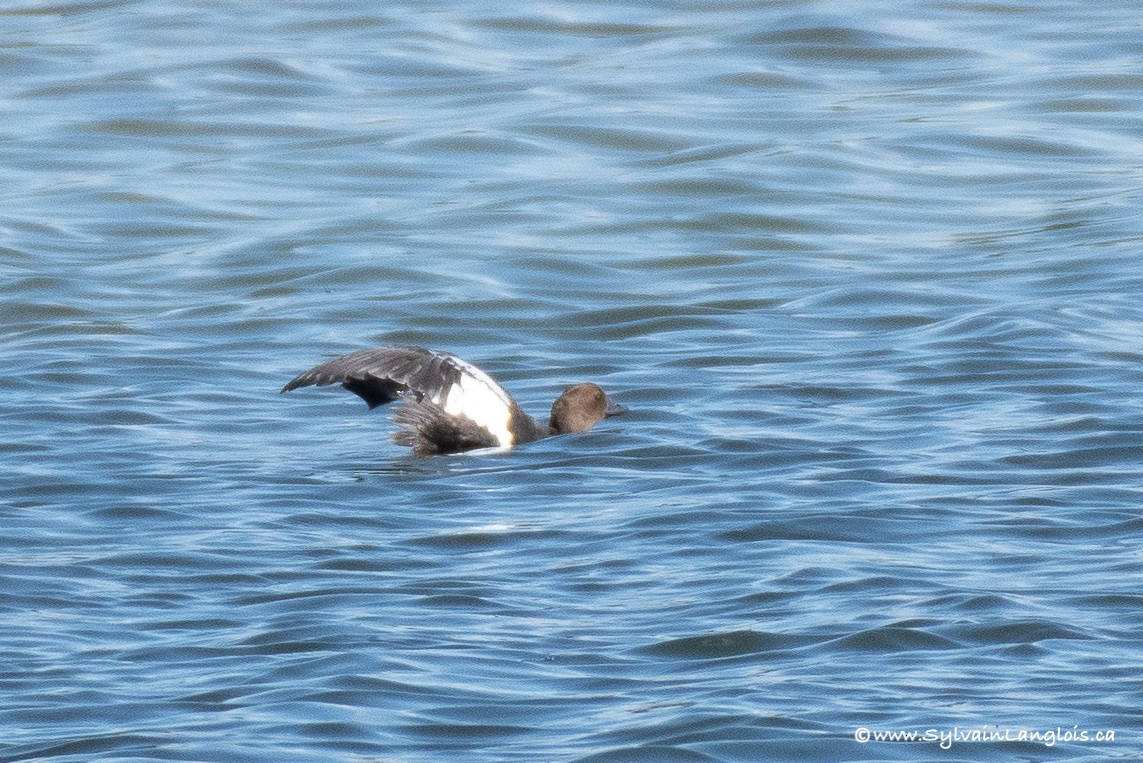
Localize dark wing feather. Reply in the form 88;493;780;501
280;346;466;409
392;399;499;456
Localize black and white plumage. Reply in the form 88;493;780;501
281;346;626;456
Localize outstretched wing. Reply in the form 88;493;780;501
281;346;522;449
281;346;460;408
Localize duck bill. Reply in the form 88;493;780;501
604;398;628;418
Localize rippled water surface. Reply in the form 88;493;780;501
4;0;1143;760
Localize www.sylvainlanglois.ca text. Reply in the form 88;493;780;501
854;725;1115;749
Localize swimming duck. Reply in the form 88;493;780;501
281;345;626;456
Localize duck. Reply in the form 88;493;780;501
281;345;626;456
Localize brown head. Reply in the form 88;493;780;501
548;383;627;434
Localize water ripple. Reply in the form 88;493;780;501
3;0;1142;760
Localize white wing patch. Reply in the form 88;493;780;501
431;356;515;448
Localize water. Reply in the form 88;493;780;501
3;0;1142;760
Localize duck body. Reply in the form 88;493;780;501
281;346;625;456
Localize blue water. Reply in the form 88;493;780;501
4;0;1142;760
